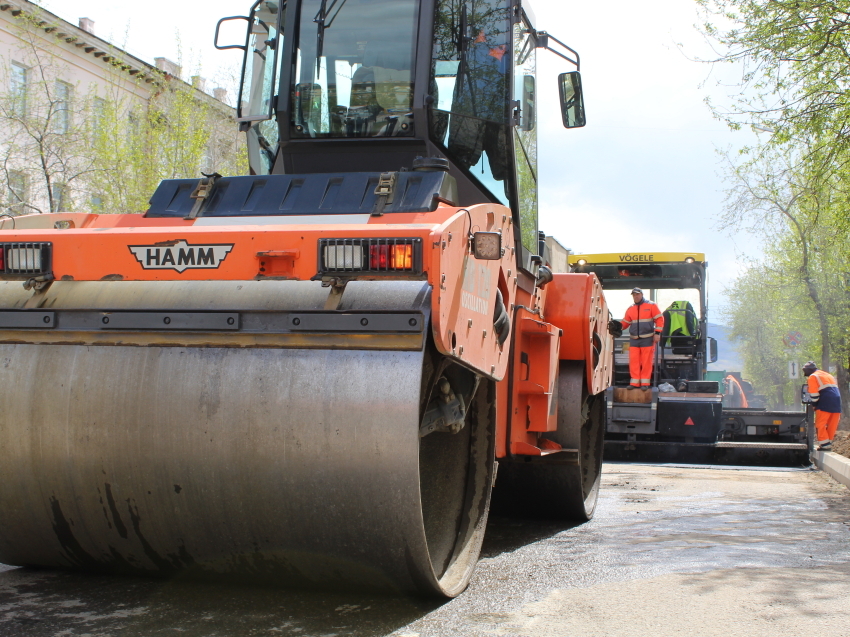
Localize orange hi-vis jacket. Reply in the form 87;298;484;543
621;300;664;347
807;369;842;413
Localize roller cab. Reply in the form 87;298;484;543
0;0;611;596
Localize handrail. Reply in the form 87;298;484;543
535;31;580;70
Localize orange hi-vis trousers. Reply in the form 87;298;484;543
629;344;655;387
815;410;840;442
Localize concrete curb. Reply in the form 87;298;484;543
814;451;850;490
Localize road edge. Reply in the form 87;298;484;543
814;451;850;491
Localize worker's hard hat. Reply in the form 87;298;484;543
803;361;818;375
631;287;643;294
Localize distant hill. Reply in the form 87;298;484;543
707;323;743;372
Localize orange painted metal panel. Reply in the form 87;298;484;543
543;273;612;396
506;309;561;456
427;203;517;381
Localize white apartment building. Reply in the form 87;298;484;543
0;1;242;218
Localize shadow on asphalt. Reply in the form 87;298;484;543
0;565;442;636
0;514;567;637
480;515;581;559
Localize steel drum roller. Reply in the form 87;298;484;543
0;280;495;596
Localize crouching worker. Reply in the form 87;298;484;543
619;288;664;388
803;361;842;451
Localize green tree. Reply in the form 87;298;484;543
87;63;245;214
719;144;850;420
697;0;850;175
723;265;803;409
697;1;850;424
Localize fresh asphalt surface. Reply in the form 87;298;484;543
1;463;848;636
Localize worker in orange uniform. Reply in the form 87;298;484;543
803;361;842;451
619;288;664;388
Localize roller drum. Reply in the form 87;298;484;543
0;280;495;596
492;361;605;521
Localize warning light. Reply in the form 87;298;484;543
369;244;413;270
684;417;695;426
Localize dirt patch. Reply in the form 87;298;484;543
833;431;850;459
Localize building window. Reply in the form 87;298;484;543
10;62;27;117
6;171;27;212
54;81;73;134
92;96;106;142
51;183;67;212
203;145;215;173
127;110;139;144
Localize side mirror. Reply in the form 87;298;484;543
472;232;502;260
708;337;718;364
558;71;586;128
214;16;250;50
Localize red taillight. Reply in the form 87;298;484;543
369;244;413;270
369;245;388;270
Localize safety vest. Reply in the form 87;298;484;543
666;301;696;336
621;301;664;347
807;369;842;414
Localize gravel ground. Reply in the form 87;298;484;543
0;463;847;636
832;430;850;459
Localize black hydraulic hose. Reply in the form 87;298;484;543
493;289;510;346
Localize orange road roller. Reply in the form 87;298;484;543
0;0;612;596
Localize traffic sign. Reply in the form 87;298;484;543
783;331;803;348
788;361;800;379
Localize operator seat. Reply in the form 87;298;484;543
348;43;412;136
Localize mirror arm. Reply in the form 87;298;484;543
535;31;580;70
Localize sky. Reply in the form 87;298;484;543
40;0;757;320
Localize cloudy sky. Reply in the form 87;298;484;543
40;0;756;319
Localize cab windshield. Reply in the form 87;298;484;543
290;0;419;138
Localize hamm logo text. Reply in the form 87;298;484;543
128;240;234;273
